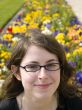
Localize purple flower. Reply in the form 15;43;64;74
75;71;82;84
45;23;51;28
70;17;81;26
17;15;21;21
53;30;59;36
64;46;69;52
68;61;77;67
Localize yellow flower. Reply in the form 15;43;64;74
72;49;79;56
32;0;41;8
28;24;38;29
0;51;5;58
56;33;64;40
42;16;51;22
12;25;21;34
55;33;65;44
20;24;27;33
66;53;71;59
65;42;70;47
27;21;39;29
4;52;11;59
23;14;31;23
3;33;13;42
43;19;51;24
78;36;82;40
52;13;60;18
0;51;11;60
77;47;82;54
0;63;5;68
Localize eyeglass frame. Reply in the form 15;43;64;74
19;63;61;72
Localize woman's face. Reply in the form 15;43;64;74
19;45;60;99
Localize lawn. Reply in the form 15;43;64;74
0;0;25;28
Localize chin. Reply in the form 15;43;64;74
33;91;55;100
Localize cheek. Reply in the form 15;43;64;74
51;70;60;82
20;73;36;89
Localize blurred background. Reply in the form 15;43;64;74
0;0;82;87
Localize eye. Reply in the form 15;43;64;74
47;63;57;67
26;64;39;70
46;63;59;69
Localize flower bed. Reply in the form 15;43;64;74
0;0;82;80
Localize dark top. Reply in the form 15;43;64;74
0;95;82;110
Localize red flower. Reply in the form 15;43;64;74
7;26;12;33
0;28;2;33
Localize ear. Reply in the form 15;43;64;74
11;65;21;81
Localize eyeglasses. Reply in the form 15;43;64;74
19;63;61;72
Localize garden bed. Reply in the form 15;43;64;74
0;0;82;80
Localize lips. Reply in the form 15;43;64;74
34;83;52;88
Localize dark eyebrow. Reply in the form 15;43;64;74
26;61;39;64
46;59;59;63
25;59;59;65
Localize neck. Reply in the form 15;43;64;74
18;92;58;110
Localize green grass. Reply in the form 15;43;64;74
0;0;25;28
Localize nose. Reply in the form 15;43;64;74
38;68;48;80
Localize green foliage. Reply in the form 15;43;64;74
0;0;25;28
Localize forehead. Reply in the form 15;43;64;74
21;45;59;64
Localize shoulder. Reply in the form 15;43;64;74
67;96;82;109
0;98;19;110
62;96;82;110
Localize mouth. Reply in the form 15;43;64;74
34;83;52;89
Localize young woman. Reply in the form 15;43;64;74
0;29;82;110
